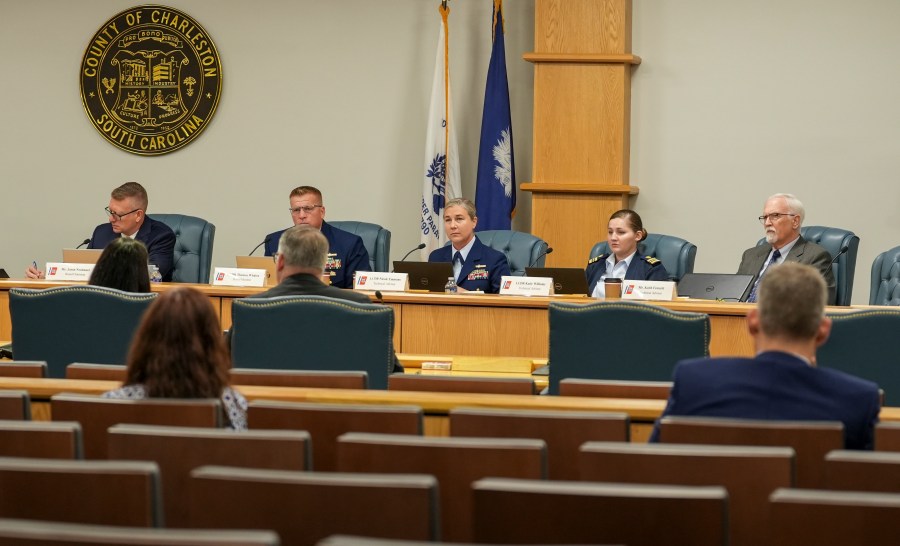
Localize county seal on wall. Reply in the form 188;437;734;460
80;5;222;155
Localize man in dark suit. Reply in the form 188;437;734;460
25;181;175;281
738;193;835;304
252;225;401;372
428;197;510;293
650;262;880;449
263;186;369;289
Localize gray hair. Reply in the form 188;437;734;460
444;197;477;220
277;225;329;271
758;262;826;341
767;193;805;224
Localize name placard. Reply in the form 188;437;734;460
45;262;94;281
499;276;554;296
621;280;677;301
212;267;267;287
354;272;409;292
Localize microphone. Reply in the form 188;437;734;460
248;236;271;256
374;290;384;304
399;243;426;263
75;238;91;249
528;245;554;268
831;246;849;264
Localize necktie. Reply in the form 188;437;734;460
453;251;463;265
747;249;782;303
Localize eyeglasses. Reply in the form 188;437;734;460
289;205;323;215
105;206;140;221
272;252;280;264
758;212;796;224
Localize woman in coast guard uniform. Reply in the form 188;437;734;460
586;209;669;297
428;198;510;294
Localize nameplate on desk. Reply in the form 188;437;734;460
621;280;676;301
212;267;267;287
44;262;93;281
354;272;409;292
499;276;553;296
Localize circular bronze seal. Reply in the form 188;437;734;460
80;5;222;155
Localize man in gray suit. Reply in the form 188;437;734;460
738;193;836;304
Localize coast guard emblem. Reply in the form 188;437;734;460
80;5;222;155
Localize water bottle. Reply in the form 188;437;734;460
444;276;457;294
149;264;162;283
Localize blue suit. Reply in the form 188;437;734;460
88;217;176;282
428;237;510;294
264;221;370;289
585;253;669;295
649;351;880;450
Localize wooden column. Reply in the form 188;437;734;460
521;0;640;267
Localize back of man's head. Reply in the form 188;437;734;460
758;262;826;341
277;225;328;272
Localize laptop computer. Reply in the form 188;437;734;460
677;273;754;302
235;256;277;286
0;269;8;279
525;267;590;295
62;248;102;264
393;261;453;292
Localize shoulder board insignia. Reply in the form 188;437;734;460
588;255;606;265
644;256;660;265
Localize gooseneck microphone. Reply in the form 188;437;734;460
248;236;271;256
831;245;849;264
399;243;427;263
528;246;554;268
75;238;91;249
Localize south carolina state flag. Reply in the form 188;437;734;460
420;2;461;258
475;0;515;231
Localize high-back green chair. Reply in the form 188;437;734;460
330;221;391;273
819;308;900;405
548;301;710;394
466;230;549;276
151;214;216;284
230;296;394;389
590;233;697;282
9;286;156;378
869;245;900;305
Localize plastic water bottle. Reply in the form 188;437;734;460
444;276;457;294
149;264;162;283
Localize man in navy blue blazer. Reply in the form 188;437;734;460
263;186;369;289
428;198;510;294
650;262;879;450
26;182;175;281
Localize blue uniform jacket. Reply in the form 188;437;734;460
585;253;669;294
428;237;510;294
649;351;881;450
88;217;176;282
264;221;370;289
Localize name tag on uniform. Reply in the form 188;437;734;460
212;267;267;287
44;262;93;281
499;276;554;296
621;280;676;301
354;272;409;292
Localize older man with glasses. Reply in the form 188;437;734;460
262;185;369;289
738;193;836;304
25;181;175;281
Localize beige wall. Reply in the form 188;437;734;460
3;0;899;304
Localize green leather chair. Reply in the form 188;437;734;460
230;296;394;389
330;221;391;273
756;226;859;306
152;214;216;284
9;286;157;379
447;230;548;276
819;308;900;405
869;245;900;305
548;301;710;394
590;233;697;282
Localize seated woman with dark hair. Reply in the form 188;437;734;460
103;287;247;429
89;237;151;292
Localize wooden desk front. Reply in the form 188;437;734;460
1;279;758;358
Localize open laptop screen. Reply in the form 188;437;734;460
677;273;754;302
393;261;453;293
525;267;589;296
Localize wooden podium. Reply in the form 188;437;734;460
521;0;640;267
